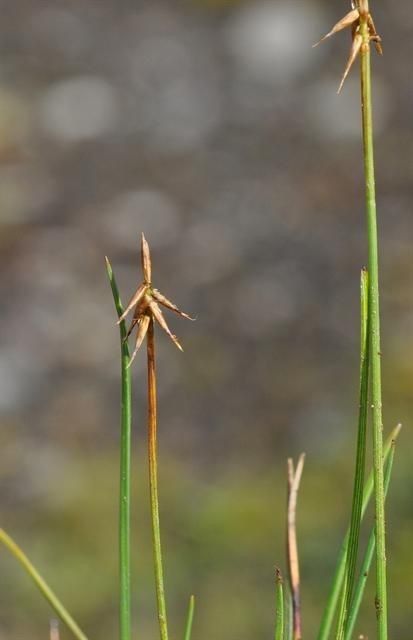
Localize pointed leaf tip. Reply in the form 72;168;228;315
337;33;362;93
105;256;113;277
313;9;359;47
141;233;152;283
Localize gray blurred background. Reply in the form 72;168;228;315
1;0;412;638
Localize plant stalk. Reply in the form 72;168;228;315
316;424;401;640
286;455;305;640
147;319;169;640
106;257;132;640
345;434;397;640
0;529;89;640
359;11;387;638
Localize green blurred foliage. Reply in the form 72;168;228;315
1;442;411;639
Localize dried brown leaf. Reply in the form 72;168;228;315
337;33;363;93
117;283;148;325
313;9;359;47
128;315;151;367
152;288;195;321
150;301;183;351
141;232;152;284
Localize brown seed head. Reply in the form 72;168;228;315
116;233;193;366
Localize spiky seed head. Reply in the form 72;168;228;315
115;233;193;361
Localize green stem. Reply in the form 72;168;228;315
335;270;369;639
316;425;401;640
0;529;89;640
183;595;195;640
345;434;397;640
275;569;285;640
106;257;132;640
147;319;169;640
360;13;387;638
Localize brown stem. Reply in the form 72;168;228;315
287;454;305;640
147;319;169;640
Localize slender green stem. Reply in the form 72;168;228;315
359;10;387;638
335;270;369;639
345;434;398;640
183;595;195;640
147;319;169;640
106;257;132;640
275;568;285;640
316;424;401;640
0;529;89;640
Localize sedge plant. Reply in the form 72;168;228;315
0;1;403;638
108;233;194;640
311;0;390;637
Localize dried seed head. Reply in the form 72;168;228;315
115;234;193;361
315;1;382;94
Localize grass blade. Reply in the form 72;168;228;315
345;431;399;640
316;424;401;640
183;594;195;640
0;529;89;640
105;257;132;640
275;568;284;640
335;269;370;639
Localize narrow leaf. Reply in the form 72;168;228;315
106;256;132;640
345;434;399;639
316;424;402;640
183;595;195;640
275;568;285;640
335;269;370;639
0;529;89;640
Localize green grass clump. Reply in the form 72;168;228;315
0;2;401;639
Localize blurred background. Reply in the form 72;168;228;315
1;0;412;637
